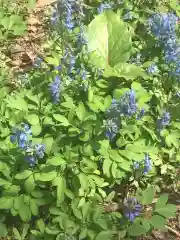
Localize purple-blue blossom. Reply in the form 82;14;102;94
147;63;159;74
10;124;32;149
49;76;61;104
123;197;142;222
104;118;119;141
144;153;151;174
148;13;178;41
25;155;36;167
34;57;43;68
51;9;58;25
35;144;45;159
133;154;151;174
97;3;112;14
120;90;137;116
136;108;145;120
77;25;87;47
158;111;171;130
10;124;45;166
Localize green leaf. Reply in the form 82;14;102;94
103;63;147;80
151;215;166;229
86;10;132;68
26;114;39;125
19;204;32;222
0;197;13;209
36;219;45;233
0;178;11;186
47;155;66;166
24;175;35;193
15;170;32;180
43;117;54;125
3;185;21;196
27;0;36;9
37;171;57;182
78;173;89;189
14;195;24;210
7;95;28;111
155;194;168;209
56;177;65;205
31;230;43;237
31;125;42;136
76;103;87;121
13;228;21;240
53;114;70;126
106;191;115;202
127;221;147;236
95;231;113;240
155;204;177;218
79;227;87;240
42;136;53;154
0;223;7;237
22;224;29;239
139;186;156;205
30;199;39;216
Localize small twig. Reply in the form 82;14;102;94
166;225;180;238
152;231;160;240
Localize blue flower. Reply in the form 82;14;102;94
65;6;75;30
51;9;58;25
164;37;180;63
133;154;151;174
34;57;43;68
148;13;178;41
158;111;171;130
10;124;31;149
97;3;112;14
25;155;36;166
104;119;119;141
123;11;133;20
144;153;151;174
147;63;159;74
134;162;140;169
120;90;137;116
35;144;45;159
77;25;87;47
123;197;142;222
68;54;76;74
136;108;145;120
49;76;61;104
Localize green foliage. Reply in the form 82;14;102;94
0;0;179;239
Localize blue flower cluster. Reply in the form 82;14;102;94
147;63;159;75
148;13;178;40
105;90;143;140
123;197;142;222
104;118;119;141
49;76;61;104
157;111;171;130
134;153;152;174
148;13;179;79
97;3;112;14
120;90;137;116
10;124;32;149
10;124;45;166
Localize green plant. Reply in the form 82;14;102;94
0;0;179;239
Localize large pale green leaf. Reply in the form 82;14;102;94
103;63;147;80
86;10;132;68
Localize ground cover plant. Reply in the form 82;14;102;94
0;0;180;239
